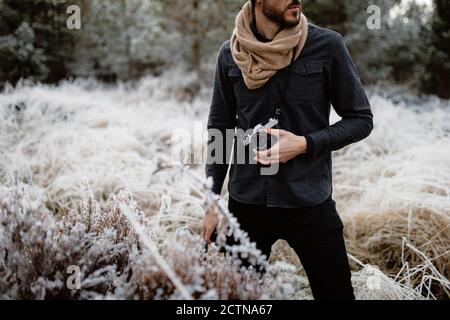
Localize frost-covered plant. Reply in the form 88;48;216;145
0;177;289;300
0;181;126;299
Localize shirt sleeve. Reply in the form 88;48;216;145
307;34;374;157
205;45;237;195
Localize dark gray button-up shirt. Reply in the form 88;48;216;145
205;23;374;208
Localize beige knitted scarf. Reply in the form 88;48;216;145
230;1;308;90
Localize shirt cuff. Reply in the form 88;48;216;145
212;186;222;195
305;135;315;156
306;130;330;156
211;178;223;195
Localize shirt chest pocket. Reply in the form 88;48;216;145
287;62;326;103
227;66;267;104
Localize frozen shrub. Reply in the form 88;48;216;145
0;179;288;299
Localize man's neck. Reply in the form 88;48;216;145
254;8;281;41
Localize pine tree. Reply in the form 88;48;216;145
305;0;348;35
420;0;450;99
70;0;185;81
305;0;401;83
150;0;242;80
0;0;76;85
383;1;429;85
70;0;136;81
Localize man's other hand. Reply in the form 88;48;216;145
202;203;220;244
254;128;308;165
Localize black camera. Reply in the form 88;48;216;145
243;118;279;151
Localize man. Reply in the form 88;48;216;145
203;0;373;300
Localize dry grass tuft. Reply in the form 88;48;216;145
344;209;450;299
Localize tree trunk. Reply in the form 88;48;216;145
191;38;201;76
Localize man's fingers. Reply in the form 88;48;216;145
255;156;275;165
257;145;280;160
253;130;283;164
264;128;281;137
257;148;272;158
204;227;215;244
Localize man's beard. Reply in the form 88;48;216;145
261;1;301;28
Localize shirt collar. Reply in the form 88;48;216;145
250;19;271;43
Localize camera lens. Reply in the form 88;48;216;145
256;132;268;151
255;132;278;151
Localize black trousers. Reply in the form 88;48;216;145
211;195;355;301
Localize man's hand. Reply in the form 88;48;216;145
254;128;308;165
202;203;220;244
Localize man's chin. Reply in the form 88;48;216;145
282;17;301;28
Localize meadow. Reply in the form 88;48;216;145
0;74;448;299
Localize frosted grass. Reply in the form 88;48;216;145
0;76;448;299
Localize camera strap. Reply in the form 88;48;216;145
273;56;296;124
241;57;297;148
